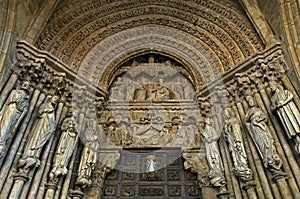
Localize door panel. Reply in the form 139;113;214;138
102;148;202;199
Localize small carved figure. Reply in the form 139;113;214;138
134;85;147;100
124;78;136;101
49;116;77;182
223;108;253;182
200;118;226;187
269;81;300;153
245;96;282;171
18;95;58;172
76;117;99;188
0;80;30;157
146;155;157;172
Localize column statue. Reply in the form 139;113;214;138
245;96;282;171
76;116;99;188
269;81;300;154
17;95;58;172
49;116;78;182
200;118;226;187
223;108;252;182
0;80;30;157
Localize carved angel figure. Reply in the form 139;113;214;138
0;80;30;157
49;116;77;182
245;96;282;171
200;118;226;187
223;108;252;182
18;95;58;172
269;81;300;153
76;117;99;188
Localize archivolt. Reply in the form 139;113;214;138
35;0;264;81
77;26;223;91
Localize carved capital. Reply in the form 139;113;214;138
235;73;254;97
256;49;288;82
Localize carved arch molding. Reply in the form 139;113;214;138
34;0;264;91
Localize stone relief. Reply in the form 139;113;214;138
199;118;226;188
49;114;78;183
245;96;283;172
17;95;58;173
223;108;253;182
0;80;30;157
269;81;300;154
104;112;198;148
109;60;195;102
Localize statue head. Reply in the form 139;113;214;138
246;96;255;107
20;80;30;93
50;95;59;105
269;81;283;92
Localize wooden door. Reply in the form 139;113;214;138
102;148;202;199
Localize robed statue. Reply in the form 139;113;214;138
76;116;99;188
200;118;226;187
269;81;300;154
223;108;252;182
0;80;30;157
245;96;282;172
49;115;78;182
18;95;58;172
